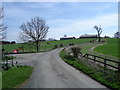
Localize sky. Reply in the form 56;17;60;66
2;1;118;42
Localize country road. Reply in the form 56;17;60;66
13;48;108;88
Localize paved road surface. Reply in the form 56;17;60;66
14;48;108;88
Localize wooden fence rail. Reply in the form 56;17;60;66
2;53;14;66
79;52;120;72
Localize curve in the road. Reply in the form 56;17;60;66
14;48;108;88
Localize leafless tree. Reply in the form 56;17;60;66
19;17;49;52
94;25;102;42
0;7;7;40
71;47;81;58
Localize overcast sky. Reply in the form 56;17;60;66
2;2;118;42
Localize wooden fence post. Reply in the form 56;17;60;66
86;54;88;58
80;52;82;56
94;56;96;62
12;56;14;66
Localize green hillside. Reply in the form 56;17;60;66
94;38;119;58
4;38;95;53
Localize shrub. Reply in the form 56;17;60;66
60;44;63;47
71;47;81;58
47;43;50;45
54;45;58;49
69;43;74;46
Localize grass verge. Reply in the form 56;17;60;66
2;66;33;88
0;72;2;90
59;50;120;89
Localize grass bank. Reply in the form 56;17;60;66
60;50;120;89
94;38;119;58
2;66;33;88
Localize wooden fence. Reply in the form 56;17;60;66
79;52;120;72
2;53;14;66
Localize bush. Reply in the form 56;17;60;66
47;43;50;45
2;64;11;70
60;44;63;47
69;43;74;46
71;47;81;58
54;45;58;49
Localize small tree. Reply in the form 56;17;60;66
19;17;49;52
94;25;102;42
0;7;7;40
60;43;63;47
0;7;7;63
54;45;58;49
114;31;120;38
71;47;81;58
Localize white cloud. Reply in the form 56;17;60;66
48;13;117;39
6;30;19;42
4;6;30;18
88;4;115;11
3;2;118;41
24;3;57;9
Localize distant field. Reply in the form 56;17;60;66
94;38;119;58
4;38;95;53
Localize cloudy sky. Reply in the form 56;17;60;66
2;1;118;42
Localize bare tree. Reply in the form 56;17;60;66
71;47;81;58
94;25;102;42
0;7;7;40
19;17;49;52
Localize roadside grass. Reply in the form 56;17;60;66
60;50;120;89
94;38;119;58
4;38;95;53
0;72;2;90
2;66;33;88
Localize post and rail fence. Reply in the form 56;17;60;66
1;53;14;70
79;52;120;72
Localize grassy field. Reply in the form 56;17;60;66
4;38;119;59
2;66;33;88
94;38;119;58
4;38;95;53
60;50;120;89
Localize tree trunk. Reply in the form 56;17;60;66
98;33;101;42
99;36;101;42
36;41;39;52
